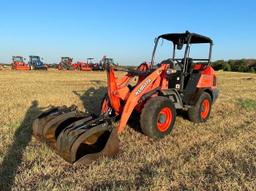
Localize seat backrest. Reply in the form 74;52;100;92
181;58;194;74
168;58;194;91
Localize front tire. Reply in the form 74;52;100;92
140;96;176;139
188;92;212;123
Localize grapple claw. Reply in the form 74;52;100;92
56;117;119;164
32;106;65;140
33;105;86;147
32;105;119;164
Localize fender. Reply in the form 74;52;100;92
117;65;167;133
189;88;214;105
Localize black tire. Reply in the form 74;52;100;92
188;92;212;123
140;96;176;139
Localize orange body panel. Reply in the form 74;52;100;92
12;62;30;70
197;66;216;88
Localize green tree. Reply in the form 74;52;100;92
212;60;225;70
223;63;231;71
238;65;249;72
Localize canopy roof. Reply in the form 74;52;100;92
158;31;213;44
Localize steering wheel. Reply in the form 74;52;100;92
159;59;175;67
173;59;183;69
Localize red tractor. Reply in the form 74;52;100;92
77;58;93;71
33;31;219;164
58;57;79;70
11;56;30;70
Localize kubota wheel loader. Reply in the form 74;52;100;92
33;31;219;164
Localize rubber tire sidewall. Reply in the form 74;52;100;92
188;92;212;123
140;96;176;139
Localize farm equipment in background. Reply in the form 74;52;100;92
58;57;79;70
77;58;93;71
11;56;30;70
33;31;219;164
28;56;47;70
91;56;117;71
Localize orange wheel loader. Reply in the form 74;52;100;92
33;31;219;164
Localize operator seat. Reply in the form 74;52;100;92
181;58;194;74
182;58;202;104
168;58;194;91
182;58;195;88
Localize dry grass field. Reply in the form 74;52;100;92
0;70;255;191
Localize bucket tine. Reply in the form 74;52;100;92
33;105;86;147
41;112;87;149
74;128;119;165
33;105;119;164
32;106;61;139
56;118;119;164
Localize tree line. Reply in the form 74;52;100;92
212;59;256;73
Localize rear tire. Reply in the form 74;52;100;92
140;96;176;139
188;92;212;123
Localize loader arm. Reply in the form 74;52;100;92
106;63;151;114
117;64;168;133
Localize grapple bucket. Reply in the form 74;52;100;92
32;105;87;148
32;105;119;164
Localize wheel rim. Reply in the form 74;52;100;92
201;99;210;119
157;107;172;132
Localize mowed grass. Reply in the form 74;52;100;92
0;70;255;191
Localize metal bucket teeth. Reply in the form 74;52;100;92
56;118;119;164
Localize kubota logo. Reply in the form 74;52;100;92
135;79;152;96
